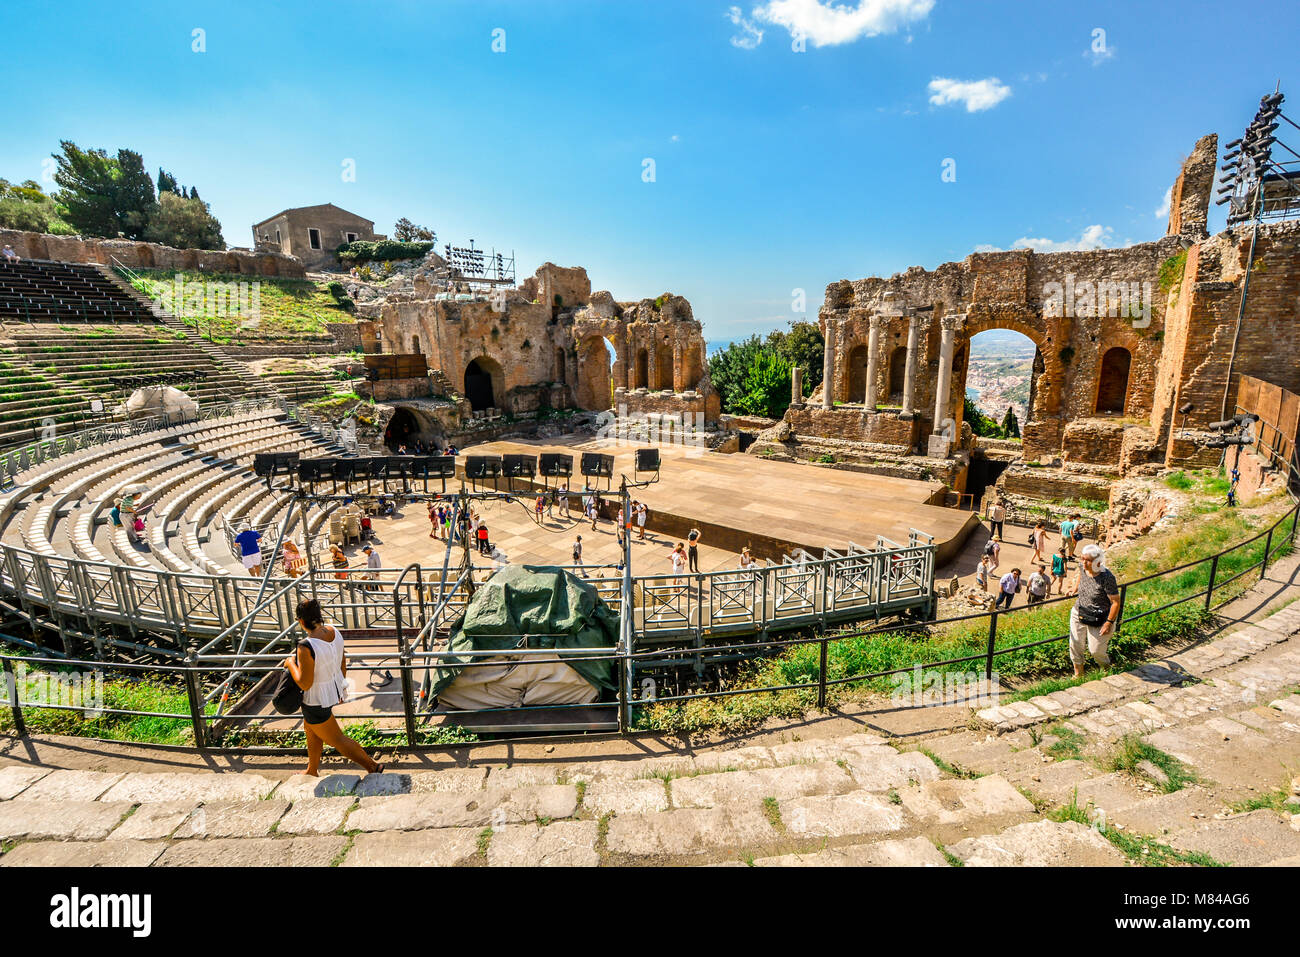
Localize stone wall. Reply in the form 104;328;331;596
0;228;305;278
784;405;917;450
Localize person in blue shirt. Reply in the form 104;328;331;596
233;526;264;576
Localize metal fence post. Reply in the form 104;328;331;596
1262;527;1274;578
1114;583;1128;636
183;659;207;748
1205;554;1219;611
2;657;25;737
394;593;418;747
985;609;998;680
817;627;829;710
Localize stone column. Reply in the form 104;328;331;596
673;340;685;392
929;314;962;456
822;318;836;409
791;365;803;408
864;314;883;411
900;314;919;418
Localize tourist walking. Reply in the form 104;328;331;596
995;567;1021;609
1051;543;1068;595
1068;543;1121;678
1030;521;1049;564
329;544;349;581
282;599;383;778
234;524;264;576
670;542;688;586
1060;512;1083;560
572;534;586;577
535;494;545;523
983;535;1001;572
476;522;490;555
362;545;382;591
636;502;648;540
559;482;570;516
987;498;1005;541
974;555;991;593
687;527;701;573
1027;564;1049;606
428;503;439;539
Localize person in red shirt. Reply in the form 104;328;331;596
476;523;490;555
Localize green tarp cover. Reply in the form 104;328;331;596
432;565;619;697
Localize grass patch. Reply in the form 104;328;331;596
919;747;978;779
1105;733;1198;793
1044;723;1088;762
477;828;493;858
1052;791;1225;866
937;843;964;866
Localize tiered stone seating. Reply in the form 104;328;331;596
0;259;155;323
8;326;270;408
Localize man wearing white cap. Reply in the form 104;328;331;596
1068;543;1121;678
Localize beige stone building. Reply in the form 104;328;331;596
251;203;377;270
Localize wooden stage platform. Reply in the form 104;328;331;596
463;437;979;565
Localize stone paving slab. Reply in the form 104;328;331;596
1106;788;1229;839
898;776;1035;830
410;768;489;793
270;773;361;801
748;836;950;867
354;772;415;798
108;800;197;841
15;769;123;802
671;761;854;809
767;735;888;766
582;778;669;816
174;800;290;839
155;836;346;867
343;829;480;867
0;766;49;800
1071;772;1154;816
347;785;577;832
949;820;1125;866
0;800;133;841
275;798;354;836
606;806;776;858
689;746;776;773
1006;759;1099;804
782;790;908;839
1;839;164;867
484;766;564;789
1170;809;1300;866
844;750;942;791
487;821;600;866
100;772;279;804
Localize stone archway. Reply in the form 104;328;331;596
576;336;613;410
655;344;673;390
634;349;648;389
846;343;869;405
1096;347;1132;414
887;346;908;403
464;356;502;411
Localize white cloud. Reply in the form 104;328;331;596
927;76;1011;113
1085;45;1116;66
748;0;934;48
1010;224;1113;253
727;6;764;49
1155;186;1171;219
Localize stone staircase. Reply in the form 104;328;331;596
3;566;1300;867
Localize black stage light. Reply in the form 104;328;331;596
1209;419;1237;431
466;455;503;479
1178;402;1195;415
539;453;573;477
411;456;456;479
503;454;537;478
635;448;661;473
253;451;299;477
580;452;615;478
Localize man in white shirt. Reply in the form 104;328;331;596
363;545;382;591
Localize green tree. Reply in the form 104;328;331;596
143;191;225;250
766;320;824;394
963;396;1004;438
707;335;765;414
0;179;75;234
393;217;435;242
52;142;157;239
1001;405;1021;439
157;168;180;195
734;349;794;419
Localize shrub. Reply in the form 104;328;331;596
336;240;434;265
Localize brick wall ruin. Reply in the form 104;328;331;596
0;228;306;278
792;133;1300;477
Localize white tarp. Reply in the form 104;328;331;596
123;385;199;421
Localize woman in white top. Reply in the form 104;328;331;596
670;542;687;585
283;599;383;777
739;546;756;570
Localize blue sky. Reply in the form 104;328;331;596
2;0;1296;341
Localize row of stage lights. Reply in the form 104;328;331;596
253;448;662;496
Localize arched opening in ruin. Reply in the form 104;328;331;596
576;336;613;410
847;343;870;405
554;347;567;385
655;344;674;391
682;344;702;388
412;336;420;353
887;346;908;403
634;349;648;389
1096;347;1132;415
962;328;1037;439
464;356;501;411
384;407;420;450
